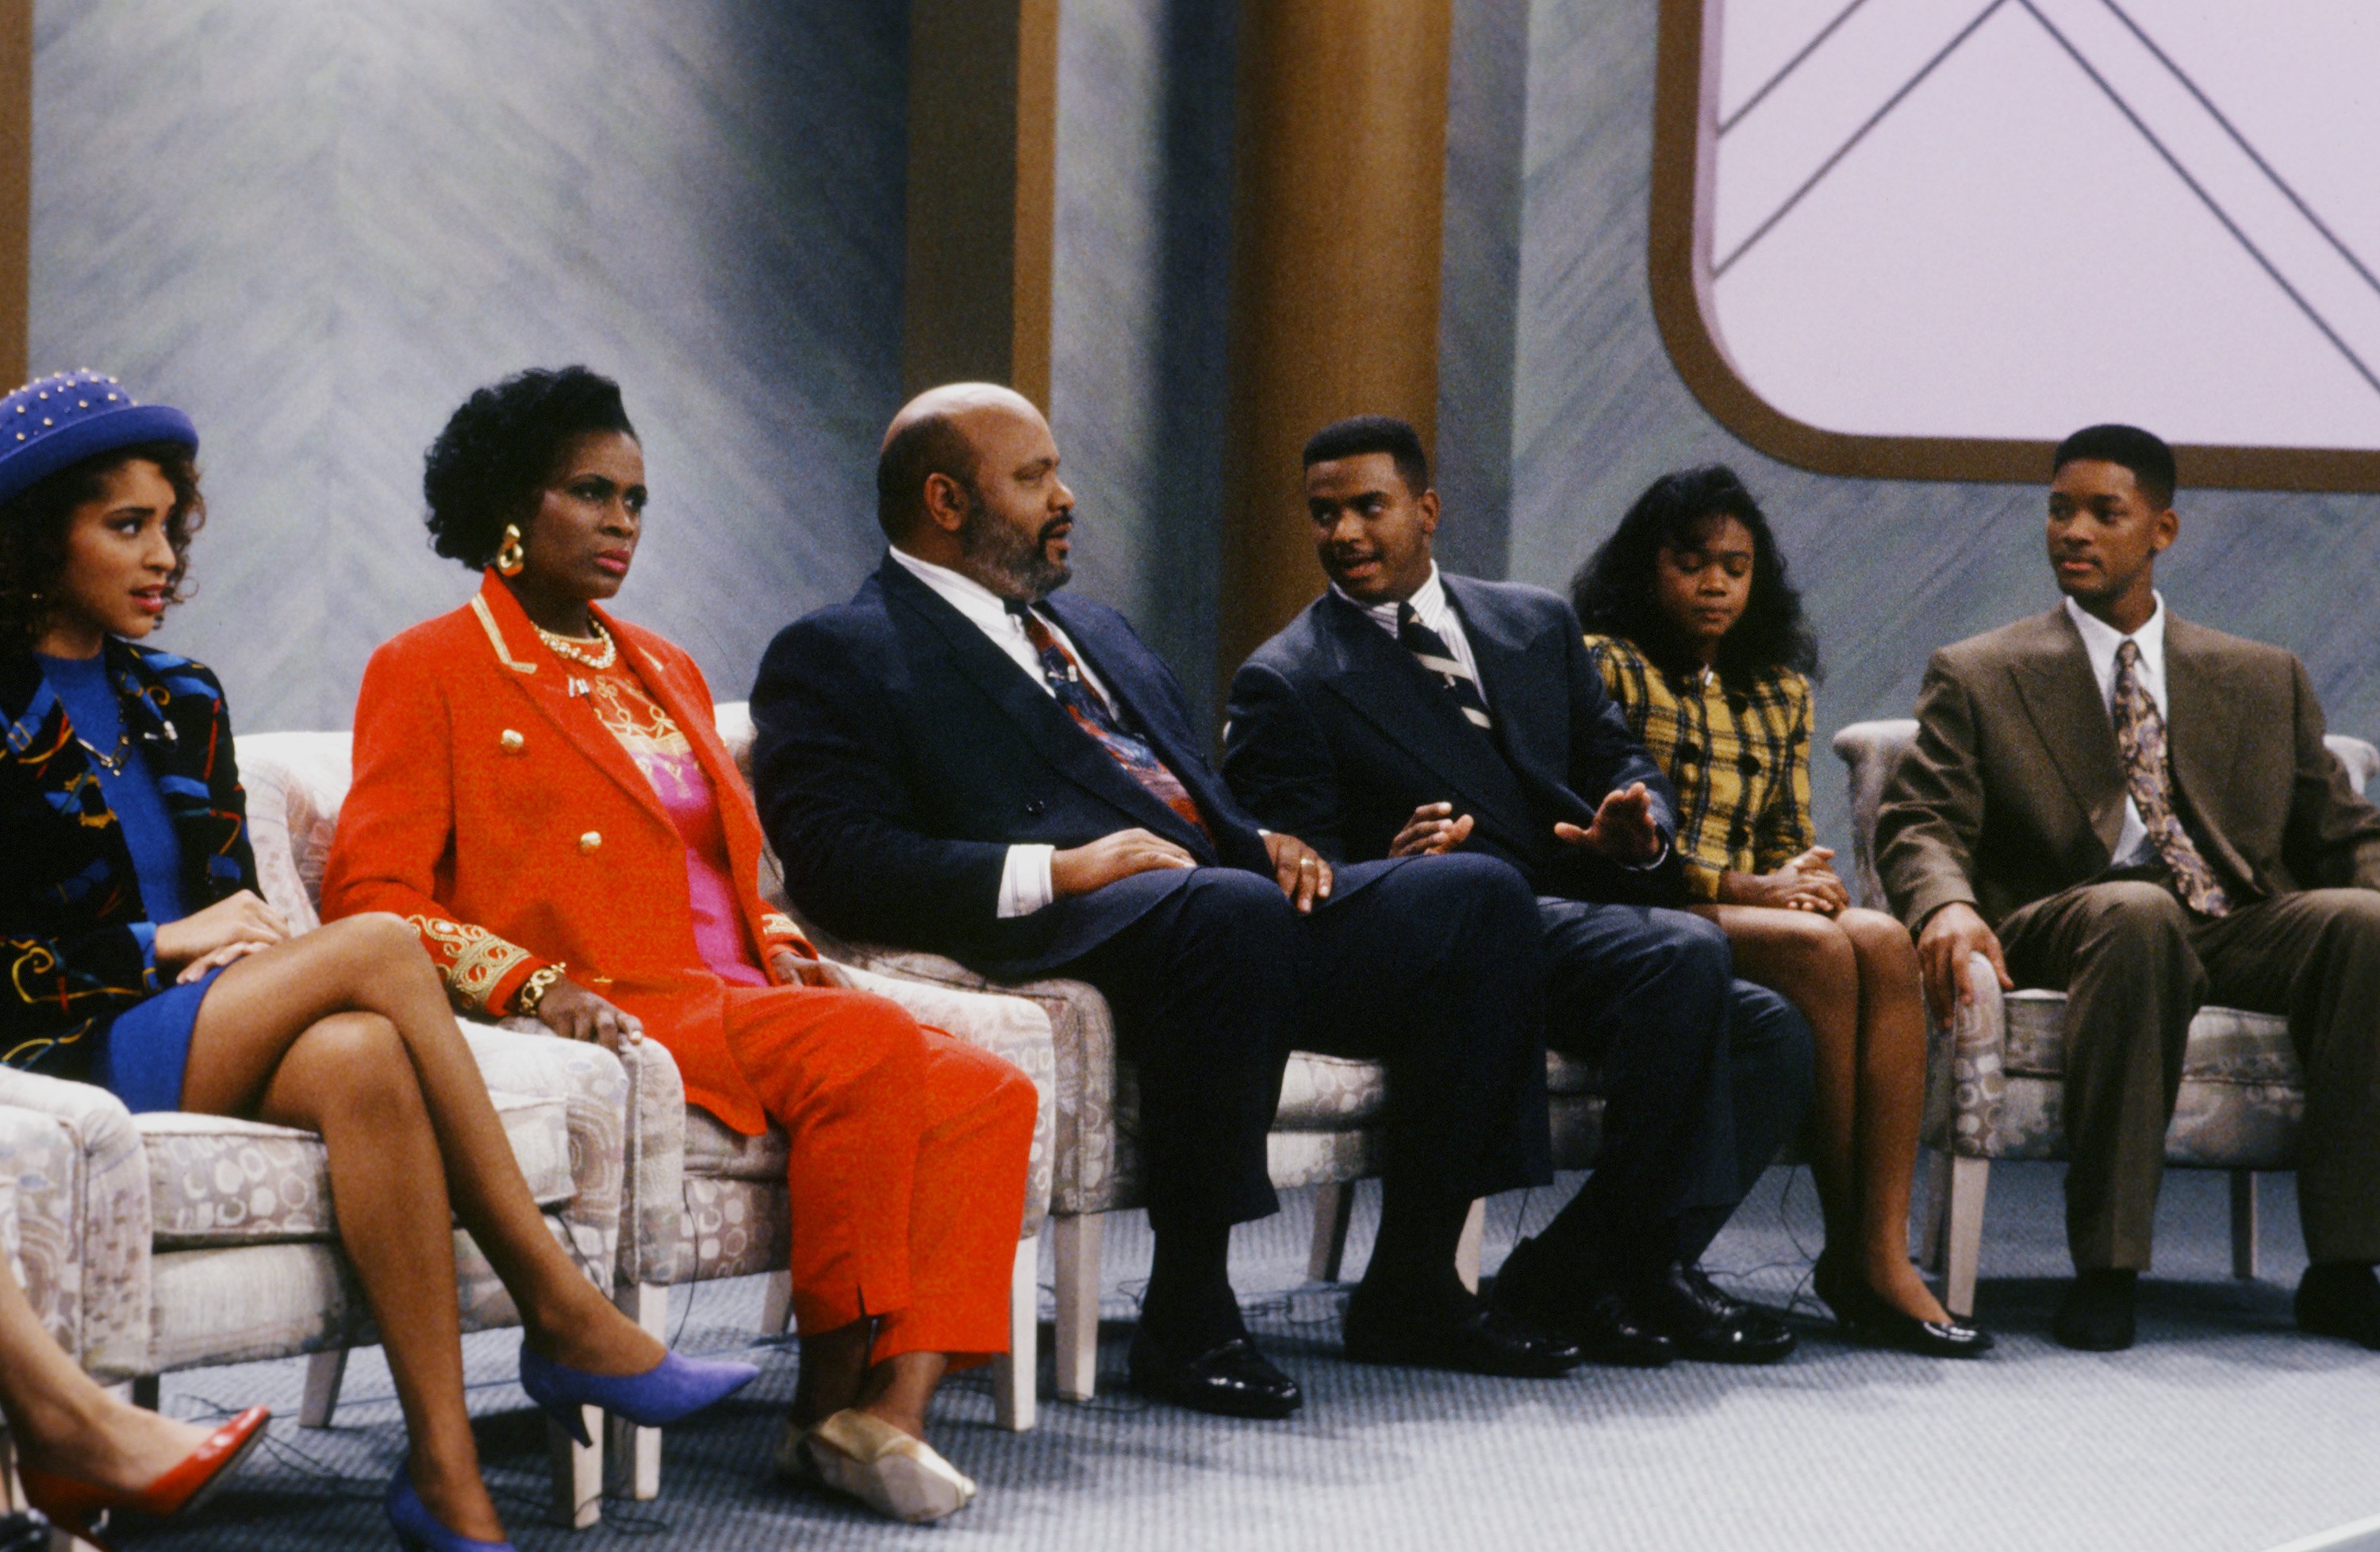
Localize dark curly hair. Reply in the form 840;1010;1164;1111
423;366;636;569
1568;464;1819;687
0;443;206;655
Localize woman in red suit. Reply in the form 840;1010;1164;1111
323;367;1035;1525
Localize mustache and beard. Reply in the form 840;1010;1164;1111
956;485;1073;602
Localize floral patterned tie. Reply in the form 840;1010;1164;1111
1009;602;1214;845
2112;640;2229;917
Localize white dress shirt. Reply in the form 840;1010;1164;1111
888;546;1115;917
1334;563;1481;686
2063;592;2168;868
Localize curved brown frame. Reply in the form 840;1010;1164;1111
1649;0;2380;494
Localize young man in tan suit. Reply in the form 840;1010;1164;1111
1878;424;2380;1351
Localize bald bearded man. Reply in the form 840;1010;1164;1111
750;385;1572;1418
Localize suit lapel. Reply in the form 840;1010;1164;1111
469;578;678;839
1441;577;1575;802
2161;618;2256;886
1314;591;1533;836
2009;609;2127;860
878;561;1210;851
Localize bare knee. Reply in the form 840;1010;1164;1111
291;1012;425;1127
323;912;440;992
1757;908;1860;985
1838;907;1918;974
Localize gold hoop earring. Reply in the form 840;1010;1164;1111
495;524;527;577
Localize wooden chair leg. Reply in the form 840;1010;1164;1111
1052;1214;1104;1403
300;1349;347;1428
1942;1156;1990;1320
1455;1198;1487;1293
2232;1170;2260;1281
547;1410;602;1530
993;1231;1040;1431
1919;1149;1953;1272
1307;1182;1355;1283
1;1423;20;1511
758;1269;794;1336
602;1282;670;1504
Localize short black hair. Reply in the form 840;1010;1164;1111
2053;423;2175;509
1569;464;1819;686
0;443;205;656
423;366;636;570
876;411;980;540
1303;415;1430;497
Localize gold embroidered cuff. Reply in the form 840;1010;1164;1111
405;914;535;1013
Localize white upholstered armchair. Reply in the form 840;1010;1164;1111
1833;718;2380;1319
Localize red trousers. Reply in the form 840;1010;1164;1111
718;983;1035;1366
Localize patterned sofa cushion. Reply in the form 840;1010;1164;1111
682;1109;787;1184
140;1093;574;1250
2003;993;2305;1085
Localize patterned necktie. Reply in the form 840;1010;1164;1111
2111;639;2228;916
1009;602;1213;844
1397;602;1492;730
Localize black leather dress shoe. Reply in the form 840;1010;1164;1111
1813;1254;1994;1359
2053;1269;2138;1351
1628;1264;1797;1365
1127;1330;1303;1419
1491;1242;1674;1368
1343;1289;1584;1378
2296;1263;2380;1349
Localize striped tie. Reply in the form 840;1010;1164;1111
1398;602;1492;731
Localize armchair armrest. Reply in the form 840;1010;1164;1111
831;962;1058;1236
1926;951;2010;1158
491;1020;687;1290
0;1071;152;1377
0;1104;84;1356
459;1023;630;1286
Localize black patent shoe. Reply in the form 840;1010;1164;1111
1344;1285;1584;1378
1492;1239;1675;1368
1127;1328;1303;1419
2295;1263;2380;1349
1813;1254;1994;1358
1630;1263;1798;1365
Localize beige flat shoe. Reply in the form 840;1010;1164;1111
771;1408;977;1523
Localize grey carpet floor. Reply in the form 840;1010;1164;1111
122;1162;2379;1552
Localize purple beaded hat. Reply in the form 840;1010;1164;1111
0;371;198;510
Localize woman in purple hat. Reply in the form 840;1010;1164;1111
0;373;754;1552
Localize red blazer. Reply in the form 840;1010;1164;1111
322;571;812;1133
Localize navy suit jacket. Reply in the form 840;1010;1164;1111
751;557;1285;976
1223;575;1683;902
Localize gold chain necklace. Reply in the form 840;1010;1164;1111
535;619;618;670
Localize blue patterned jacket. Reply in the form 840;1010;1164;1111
1;642;257;1081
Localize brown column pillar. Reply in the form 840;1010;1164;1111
0;0;31;389
901;0;1058;408
1216;0;1453;698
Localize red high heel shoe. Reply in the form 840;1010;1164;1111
19;1405;270;1549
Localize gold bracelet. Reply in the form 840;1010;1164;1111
513;963;568;1017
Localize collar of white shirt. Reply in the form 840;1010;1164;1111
2062;591;2167;708
889;545;1024;635
1335;563;1451;637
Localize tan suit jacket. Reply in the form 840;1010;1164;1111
1877;606;2380;934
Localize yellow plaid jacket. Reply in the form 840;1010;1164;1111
1584;634;1816;901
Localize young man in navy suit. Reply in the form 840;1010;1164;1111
1223;417;1814;1366
750;386;1578;1418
